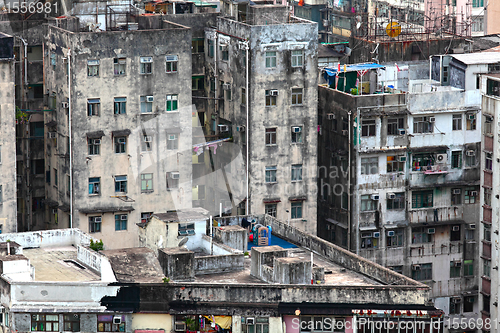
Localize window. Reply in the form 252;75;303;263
484;224;491;241
265;90;277;106
31;314;59;331
291;50;303;67
87;60;99;76
412;227;432;243
386;155;404;173
450;224;461;241
166;172;179;190
50;53;56;70
291;126;302;143
412;190;433;208
192;39;204;53
265;166;277;183
360;232;378;249
89;177;100;195
220;46;228;61
387;192;405;210
114;137;126;154
387;117;404;135
241;88;246;105
115;175;127;193
464;259;473;276
115;214;127;231
89;216;102;233
291;88;303;105
452;114;462;130
192;76;204;90
141;134;153;152
451;188;462;205
167;134;178;150
465;150;476;167
140;56;153;74
87;99;100;116
265;51;277;68
412;153;434;171
465;229;474;240
140;95;153;113
413;116;433;133
466;113;476;130
484;187;492;206
63;314;80;332
97;315;125;332
291;201;302;219
178;223;195;236
113;57;126;75
450;261;461;278
412;263;432;280
141;173;153;192
464;187;477;204
360;195;377;211
265;128;277;145
484;259;491;278
141;212;152;223
30;122;44;137
389;266;403;274
208;39;214;57
341;192;348;210
166;94;178;111
291;164;302;182
361;119;376;136
387;229;404;247
486;152;493;171
165;55;178;73
361;157;378;175
463;296;474;313
114;97;126;114
242;317;269;333
472;0;483;8
449;298;461;314
0;185;2;204
451;151;462;168
54;168;58;187
265;204;277;217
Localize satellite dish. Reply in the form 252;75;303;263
178;237;188;247
386;22;401;38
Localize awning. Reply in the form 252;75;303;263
408;145;448;153
112;129;131;137
263;198;281;204
384;222;408;229
203;316;232;329
45;120;57;127
59;204;70;213
359;225;378;231
326;218;347;229
43;199;59;208
289;196;307;202
79;206;134;214
324;62;386;75
10;306;111;313
87;130;105;139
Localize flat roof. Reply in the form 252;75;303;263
22;246;100;282
152;207;209;223
451;52;500;65
101;247;164;283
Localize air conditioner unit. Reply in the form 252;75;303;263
412;264;421;270
452;226;460;232
468;224;476;230
170;172;180;179
435;153;447;163
361;232;372;238
470;191;478;196
426;228;436;234
113;316;122;324
387;230;395;237
398;128;406;135
466;150;475;156
174;322;186;331
454;261;462;267
342;130;348;136
451;297;462;303
219;44;228;50
47;132;57;139
453;189;461;195
371;194;380;200
327;113;335;120
219;125;229;132
236;125;245;132
387;192;396;199
429;117;436;122
61;102;69;109
292;126;302;133
246;318;255;325
121;215;127;220
468;114;476;120
398;156;407;162
93;139;101;145
118;137;126;144
238;42;248;50
270;89;279;96
144;136;152;142
222;83;231;90
95;217;102;223
485;115;493;122
146;96;154;103
52;209;57;214
373;232;380;238
323;19;330;27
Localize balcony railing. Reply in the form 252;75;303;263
409;206;463;224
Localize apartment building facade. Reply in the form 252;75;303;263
318;65;482;328
202;4;319;233
42;17;194;249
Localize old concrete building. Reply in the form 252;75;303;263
318;61;482;330
43;16;194;249
201;4;319;234
0;33;17;233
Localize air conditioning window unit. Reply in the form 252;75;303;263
370;194;380;200
218;124;229;132
435;153;447;163
327;113;335;120
95;217;102;223
170;172;180;179
118;137;126;144
47;132;57;139
323;19;330;27
61;102;69;109
52;209;58;214
373;232;380;238
146;96;154;103
174;322;186;331
144;136;152;142
113;316;122;324
429;117;436;122
387;230;395;237
270;90;279;96
454;261;462;267
426;228;435;234
470;191;478;196
93;139;101;145
468;224;476;230
398;128;406;135
236;125;245;132
246;318;255;325
466;150;475;156
452;226;460;232
387;192;396;199
292;126;302;133
342;130;348;136
468;114;476;120
412;264;421;270
223;83;231;90
361;232;372;238
398;156;407;162
451;297;462;303
121;215;127;220
452;189;461;195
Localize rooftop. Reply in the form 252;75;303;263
451;52;500;65
151;207;210;223
101;247;164;283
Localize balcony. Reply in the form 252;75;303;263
409;206;464;224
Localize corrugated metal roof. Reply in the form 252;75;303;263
451;52;500;65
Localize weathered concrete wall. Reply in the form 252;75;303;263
158;247;194;281
0;228;91;248
213;225;247;252
247;5;288;25
273;257;312;284
195;253;244;275
131;313;172;332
